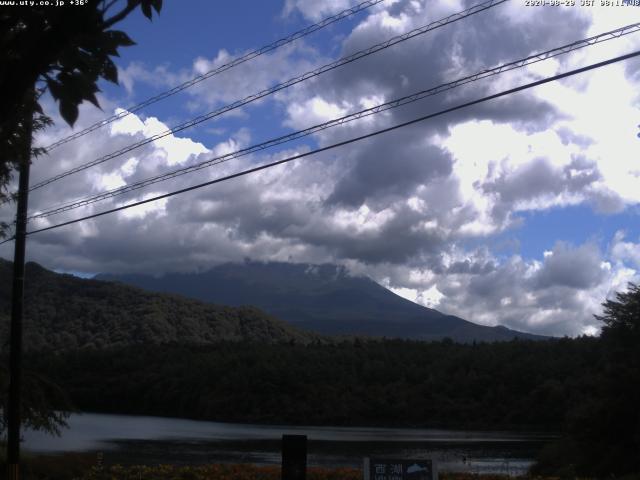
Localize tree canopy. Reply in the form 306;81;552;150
0;0;162;212
0;0;163;434
534;282;640;477
595;282;640;338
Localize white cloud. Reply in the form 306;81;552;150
98;171;127;190
111;109;209;166
286;97;350;129
398;241;640;336
117;193;168;220
180;43;324;110
282;0;389;22
611;230;640;267
4;0;640;338
117;62;177;96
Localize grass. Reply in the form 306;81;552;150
2;451;638;480
0;454;598;480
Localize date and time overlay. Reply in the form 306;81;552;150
525;0;640;6
1;0;640;8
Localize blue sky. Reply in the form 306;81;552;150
514;205;640;257
103;0;358;146
2;0;640;337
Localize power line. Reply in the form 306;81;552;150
28;21;640;221
30;0;507;191
43;0;387;152
0;235;15;246
24;49;640;238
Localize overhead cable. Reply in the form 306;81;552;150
43;0;388;151
30;0;508;191
24;49;640;237
28;21;640;221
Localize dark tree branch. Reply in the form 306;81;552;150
103;1;139;28
101;0;120;15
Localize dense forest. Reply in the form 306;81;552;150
0;258;638;476
18;318;640;477
24;338;597;430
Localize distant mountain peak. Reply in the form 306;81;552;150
98;261;547;343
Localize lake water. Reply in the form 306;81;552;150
23;413;555;476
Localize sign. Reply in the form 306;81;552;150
363;458;437;480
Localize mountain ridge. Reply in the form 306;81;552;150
0;258;317;352
98;260;547;342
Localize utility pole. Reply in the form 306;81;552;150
6;95;33;480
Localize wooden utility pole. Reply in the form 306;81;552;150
6;98;33;480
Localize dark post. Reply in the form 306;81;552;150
6;102;33;480
282;434;307;480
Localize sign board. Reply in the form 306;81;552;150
363;458;437;480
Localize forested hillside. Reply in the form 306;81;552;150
0;259;316;351
26;337;598;430
2;258;639;476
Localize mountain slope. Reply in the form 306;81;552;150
99;261;546;342
0;259;316;352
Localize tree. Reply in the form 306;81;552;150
596;282;640;339
536;283;640;477
0;364;72;436
587;283;640;475
532;283;640;478
0;0;163;456
0;90;51;234
0;0;162;222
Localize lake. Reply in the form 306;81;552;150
23;413;555;476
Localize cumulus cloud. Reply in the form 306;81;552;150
381;241;637;336
282;0;390;22
611;230;640;268
2;0;640;337
534;242;607;290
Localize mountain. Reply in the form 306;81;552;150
0;259;316;352
98;261;546;342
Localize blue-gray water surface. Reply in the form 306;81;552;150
23;413;555;476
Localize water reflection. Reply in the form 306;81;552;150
23;413;553;476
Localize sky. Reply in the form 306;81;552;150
2;0;640;337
